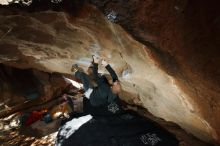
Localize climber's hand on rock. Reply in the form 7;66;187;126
92;55;100;64
101;59;108;67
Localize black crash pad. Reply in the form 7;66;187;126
56;112;179;146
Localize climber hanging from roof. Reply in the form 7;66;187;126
70;55;123;115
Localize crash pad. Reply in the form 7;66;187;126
56;111;179;146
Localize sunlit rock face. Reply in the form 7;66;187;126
90;0;220;144
0;2;219;144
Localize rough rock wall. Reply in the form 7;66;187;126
0;1;219;144
89;0;220;144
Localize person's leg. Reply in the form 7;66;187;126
66;96;74;112
74;71;90;91
73;96;84;113
75;71;93;99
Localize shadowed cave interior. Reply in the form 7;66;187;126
0;0;220;146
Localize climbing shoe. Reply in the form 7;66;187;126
71;64;79;73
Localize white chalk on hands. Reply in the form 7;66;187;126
101;59;108;67
93;55;100;63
